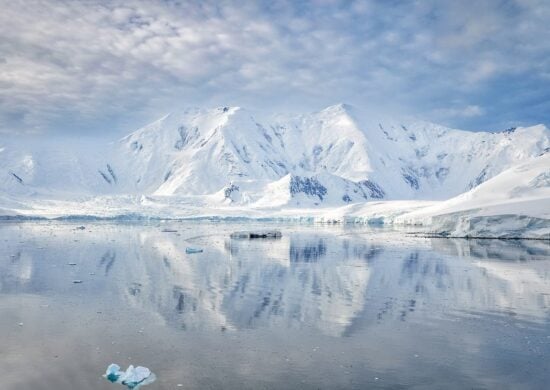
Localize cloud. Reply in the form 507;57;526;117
0;0;549;135
433;105;485;119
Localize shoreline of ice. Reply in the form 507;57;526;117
1;153;548;240
0;200;548;240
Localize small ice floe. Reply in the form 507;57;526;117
104;364;156;389
185;247;203;254
230;230;282;239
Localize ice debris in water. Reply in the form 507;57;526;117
105;364;122;383
104;364;156;389
230;230;282;239
185;247;203;254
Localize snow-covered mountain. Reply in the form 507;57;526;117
395;152;550;238
111;104;550;206
2;104;548;209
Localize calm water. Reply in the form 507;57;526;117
1;222;549;389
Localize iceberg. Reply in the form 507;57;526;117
105;364;122;383
104;364;156;389
230;230;282;239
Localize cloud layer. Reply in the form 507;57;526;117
1;0;549;135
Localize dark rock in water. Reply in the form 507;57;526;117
161;229;178;233
230;230;282;239
76;226;86;230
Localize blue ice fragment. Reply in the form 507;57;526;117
185;247;203;254
104;364;156;389
105;364;122;383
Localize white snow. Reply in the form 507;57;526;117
1;104;549;238
394;153;550;238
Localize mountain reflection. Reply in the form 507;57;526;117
0;224;549;337
289;236;327;262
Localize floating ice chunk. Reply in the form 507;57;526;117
185;247;203;254
121;365;154;388
230;230;282;239
104;364;156;389
105;364;122;383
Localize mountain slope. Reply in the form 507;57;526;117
107;104;550;204
114;107;287;196
0;138;110;198
0;104;548;212
395;152;550;238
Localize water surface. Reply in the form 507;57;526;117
1;222;549;389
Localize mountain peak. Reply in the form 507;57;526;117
321;103;355;115
5;103;547;205
215;106;242;115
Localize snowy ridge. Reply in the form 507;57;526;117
394;152;550;238
0;104;549;237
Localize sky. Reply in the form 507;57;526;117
1;0;550;136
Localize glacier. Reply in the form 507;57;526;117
0;104;549;238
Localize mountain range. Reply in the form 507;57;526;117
1;104;549;237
